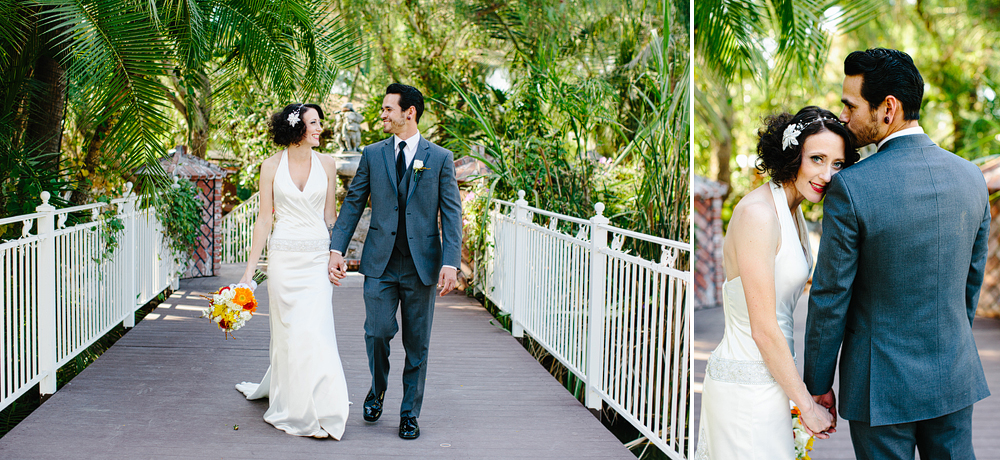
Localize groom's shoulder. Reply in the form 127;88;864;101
421;137;453;157
363;137;393;153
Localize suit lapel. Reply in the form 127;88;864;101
406;139;431;206
380;138;399;195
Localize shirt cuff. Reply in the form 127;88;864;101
330;250;343;255
442;265;457;271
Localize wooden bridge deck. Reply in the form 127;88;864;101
0;264;633;459
694;287;1000;459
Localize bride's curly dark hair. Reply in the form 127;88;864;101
755;106;859;184
269;103;325;147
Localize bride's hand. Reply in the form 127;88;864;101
238;271;253;286
799;401;835;439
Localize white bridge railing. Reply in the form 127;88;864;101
479;191;692;459
221;192;262;264
0;184;176;413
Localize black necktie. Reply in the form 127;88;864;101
395;141;406;185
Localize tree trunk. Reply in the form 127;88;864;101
189;70;211;158
714;90;734;199
24;53;66;173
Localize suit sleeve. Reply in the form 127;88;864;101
966;199;990;326
803;176;859;395
438;149;463;269
330;145;372;253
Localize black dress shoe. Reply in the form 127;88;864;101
363;389;384;422
399;416;419;439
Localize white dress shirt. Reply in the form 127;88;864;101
394;132;421;168
877;126;925;151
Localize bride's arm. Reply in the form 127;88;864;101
320;154;339;231
239;157;279;285
732;202;834;438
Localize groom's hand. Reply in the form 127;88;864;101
813;390;838;430
437;266;457;296
328;251;347;286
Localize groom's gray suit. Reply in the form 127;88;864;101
330;135;462;418
804;133;991;457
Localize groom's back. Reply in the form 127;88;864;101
825;134;990;425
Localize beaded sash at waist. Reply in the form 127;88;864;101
268;238;330;252
706;354;777;385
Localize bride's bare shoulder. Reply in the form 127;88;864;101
729;185;779;235
260;152;282;170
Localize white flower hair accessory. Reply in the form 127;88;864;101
782;123;801;151
286;105;303;127
781;117;836;151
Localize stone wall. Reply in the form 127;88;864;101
694;175;728;310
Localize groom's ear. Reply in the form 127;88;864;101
882;96;901;123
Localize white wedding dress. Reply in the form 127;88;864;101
695;182;812;459
236;150;349;439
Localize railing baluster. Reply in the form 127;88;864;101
36;192;56;395
585;204;608;410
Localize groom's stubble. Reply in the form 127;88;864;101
849;108;882;147
383;117;406;134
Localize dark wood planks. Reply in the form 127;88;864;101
0;264;633;459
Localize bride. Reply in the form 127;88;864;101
696;106;858;458
235;103;350;439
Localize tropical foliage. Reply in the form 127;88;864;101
695;0;1000;223
0;0;364;218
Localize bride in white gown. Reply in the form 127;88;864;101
696;107;858;459
236;103;349;439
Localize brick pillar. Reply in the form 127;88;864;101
212;177;223;275
694;175;728;310
977;199;1000;318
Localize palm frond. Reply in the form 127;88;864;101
38;0;171;191
694;0;766;82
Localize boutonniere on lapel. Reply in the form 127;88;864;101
412;159;429;182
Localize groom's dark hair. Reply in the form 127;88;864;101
844;48;923;121
386;83;424;123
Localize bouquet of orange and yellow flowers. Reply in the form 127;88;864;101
791;404;815;460
201;270;267;338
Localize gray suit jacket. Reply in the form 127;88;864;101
330;136;462;286
803;133;991;426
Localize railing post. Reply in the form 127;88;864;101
511;190;528;338
585;202;609;410
122;182;137;328
35;192;57;396
169;176;182;290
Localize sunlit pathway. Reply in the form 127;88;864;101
694;287;1000;459
0;264;632;459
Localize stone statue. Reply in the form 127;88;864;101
330;108;345;151
339;102;364;152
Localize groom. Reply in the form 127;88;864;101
804;48;991;459
328;83;463;440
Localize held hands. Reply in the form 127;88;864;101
437;266;457;296
801;390;838;439
328;251;347;286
